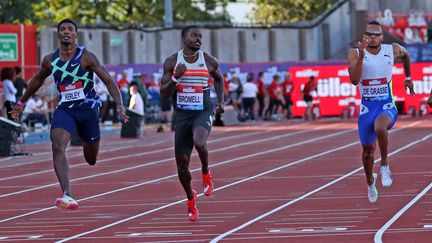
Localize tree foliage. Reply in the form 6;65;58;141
0;0;231;27
250;0;339;24
0;0;41;24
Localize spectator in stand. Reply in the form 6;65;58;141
100;73;119;123
223;72;230;99
428;21;432;43
23;94;48;126
255;71;266;119
147;74;160;104
302;75;316;120
14;66;27;101
117;72;129;104
404;27;416;44
264;74;282;120
1;67;17;120
393;14;409;40
381;9;395;27
228;74;242;114
281;72;294;119
241;72;257;121
94;77;110;122
128;81;144;117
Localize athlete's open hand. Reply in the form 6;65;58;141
215;103;224;114
174;63;187;79
11;105;23;122
117;105;129;123
357;37;370;58
404;79;415;96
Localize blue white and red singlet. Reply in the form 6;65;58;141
357;44;397;145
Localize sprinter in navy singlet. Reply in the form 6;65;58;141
11;19;129;210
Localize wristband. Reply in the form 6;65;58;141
17;100;26;107
171;75;180;83
405;76;411;81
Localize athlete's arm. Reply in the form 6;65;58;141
11;55;52;120
392;43;414;96
160;54;178;98
347;48;363;85
205;53;224;114
83;50;129;122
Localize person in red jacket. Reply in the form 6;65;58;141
255;71;266;119
264;75;283;120
281;73;294;119
302;75;316;120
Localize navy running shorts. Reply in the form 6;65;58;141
51;106;100;143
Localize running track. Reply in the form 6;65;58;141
0;118;431;242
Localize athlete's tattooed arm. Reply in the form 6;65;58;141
392;43;414;96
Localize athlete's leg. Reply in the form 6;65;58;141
175;153;194;199
175;112;195;200
362;143;376;185
50;128;73;195
82;142;100;165
77;107;101;165
193;127;210;174
358;104;377;185
374;114;392;166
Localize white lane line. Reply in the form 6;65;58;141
1;124;349;223
53;129;360;242
209;132;432;242
423;225;432;228
0;123;330;198
54;122;420;242
374;182;432;243
0;123;303;181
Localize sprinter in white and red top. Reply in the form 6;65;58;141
160;26;224;221
348;21;415;203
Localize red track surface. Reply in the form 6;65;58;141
0;118;431;242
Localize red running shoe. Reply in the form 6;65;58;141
187;190;199;221
203;172;214;196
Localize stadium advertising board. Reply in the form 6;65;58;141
290;63;432;117
107;62;432;118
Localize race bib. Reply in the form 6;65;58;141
361;78;389;99
59;81;85;103
176;85;204;110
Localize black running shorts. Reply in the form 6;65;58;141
174;109;213;156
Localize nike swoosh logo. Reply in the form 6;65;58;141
71;63;79;67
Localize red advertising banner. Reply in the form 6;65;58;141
289;63;432;117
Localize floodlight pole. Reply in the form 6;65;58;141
164;0;173;28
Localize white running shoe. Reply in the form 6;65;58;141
380;165;393;187
368;173;378;203
55;194;79;210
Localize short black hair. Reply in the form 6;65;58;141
14;66;21;75
181;25;200;38
129;81;139;87
58;19;78;32
367;20;382;28
1;67;15;81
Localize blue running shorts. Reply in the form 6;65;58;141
358;101;397;145
51;106;100;143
